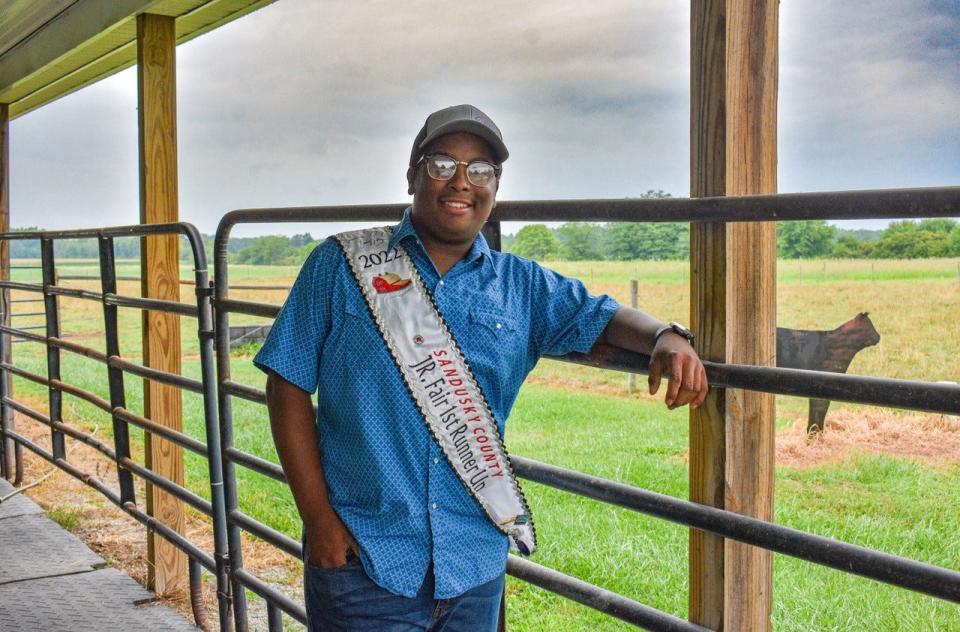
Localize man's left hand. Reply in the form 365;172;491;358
647;333;708;410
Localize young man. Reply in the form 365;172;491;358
255;104;708;631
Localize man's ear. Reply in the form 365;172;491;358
406;167;417;196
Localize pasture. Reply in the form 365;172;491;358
6;256;960;630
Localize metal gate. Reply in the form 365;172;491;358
209;187;960;630
0;223;232;631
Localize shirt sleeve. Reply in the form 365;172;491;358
529;262;621;358
253;240;337;393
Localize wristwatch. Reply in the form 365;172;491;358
654;321;695;345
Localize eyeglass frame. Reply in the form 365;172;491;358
414;152;502;187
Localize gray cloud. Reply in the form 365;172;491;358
779;0;960;192
10;0;959;235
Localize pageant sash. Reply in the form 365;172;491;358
333;227;536;555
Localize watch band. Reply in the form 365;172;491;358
654;321;695;345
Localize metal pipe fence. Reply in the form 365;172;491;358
0;223;232;632
0;185;958;630
58;274;292;292
209;185;960;630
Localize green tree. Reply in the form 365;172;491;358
293;241;319;264
883;220;918;236
234;235;297;264
949;225;960;256
777;220;837;259
836;228;883;243
557;223;603;260
10;228;41;258
640;189;672;199
605;223;645;260
872;220;953;258
832;235;866;258
289;232;315;248
511;224;561;260
916;218;957;235
598;189;689;261
603;222;688;260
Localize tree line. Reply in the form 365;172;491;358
8;229;259;262
10;212;960;265
510;219;960;261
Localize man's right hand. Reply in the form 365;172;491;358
265;372;360;570
305;513;360;569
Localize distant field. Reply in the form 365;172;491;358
18;256;958;384
6;256;960;630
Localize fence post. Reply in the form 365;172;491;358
0;102;11;481
40;238;65;460
213;231;251;629
627;280;638;394
98;236;136;504
690;1;778;629
138;12;186;595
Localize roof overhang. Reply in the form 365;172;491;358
0;0;276;119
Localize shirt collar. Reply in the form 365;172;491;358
388;207;496;275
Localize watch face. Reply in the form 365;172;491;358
670;322;695;341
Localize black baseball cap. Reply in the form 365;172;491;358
409;104;509;167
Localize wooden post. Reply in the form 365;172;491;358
137;13;185;596
0;103;12;480
690;1;778;630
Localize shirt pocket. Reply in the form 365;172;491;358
327;300;380;359
463;308;525;406
468;308;519;341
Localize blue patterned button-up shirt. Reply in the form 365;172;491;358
254;209;620;598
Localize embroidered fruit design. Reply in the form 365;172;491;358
499;514;529;526
372;273;412;294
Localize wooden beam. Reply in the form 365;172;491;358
137;12;185;596
723;3;778;628
0;102;12;480
689;0;778;629
689;2;728;626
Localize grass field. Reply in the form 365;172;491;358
6;256;960;630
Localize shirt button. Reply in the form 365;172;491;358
432;502;438;510
433;457;439;464
439;280;445;286
495;322;502;330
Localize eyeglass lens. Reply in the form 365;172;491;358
426;155;496;186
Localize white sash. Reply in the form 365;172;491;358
333;227;536;555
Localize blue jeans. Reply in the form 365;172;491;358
304;554;504;631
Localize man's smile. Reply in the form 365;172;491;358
439;198;474;214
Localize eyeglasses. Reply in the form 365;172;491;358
416;153;501;187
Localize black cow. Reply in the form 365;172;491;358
776;312;881;433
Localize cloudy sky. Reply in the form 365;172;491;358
9;0;960;237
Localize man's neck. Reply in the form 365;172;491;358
408;213;477;277
421;239;471;277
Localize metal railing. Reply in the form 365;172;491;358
7;264;45;344
210;185;960;630
1;184;958;630
0;224;232;631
